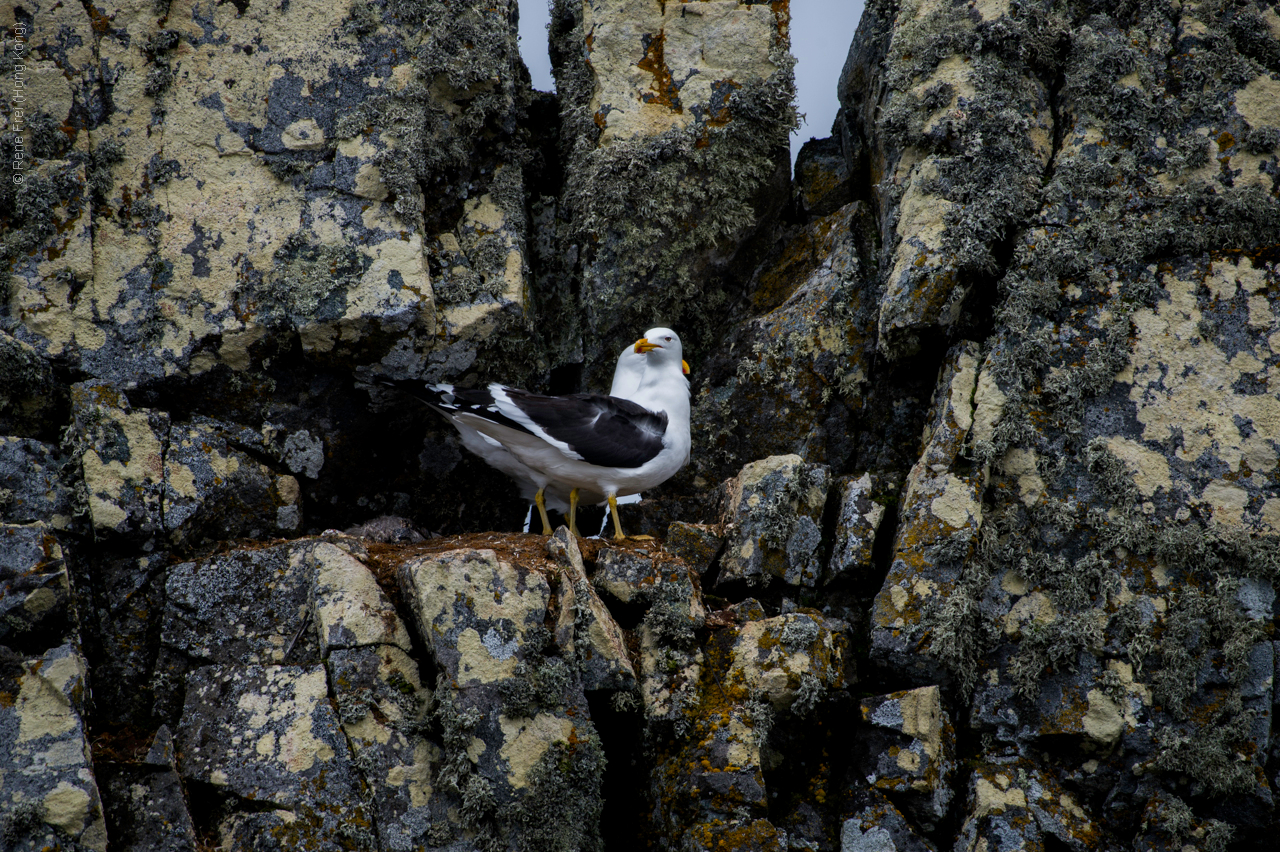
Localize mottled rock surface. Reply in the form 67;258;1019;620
3;0;1280;849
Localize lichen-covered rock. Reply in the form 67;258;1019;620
0;643;107;851
840;791;939;852
163;416;303;545
327;644;436;851
1132;791;1237;852
398;546;607;850
645;605;851;850
688;203;876;485
550;0;797;378
0;437;75;530
7;0;1280;846
160;543;318;668
71;383;306;546
664;522;725;577
0;523;75;653
592;544;705;629
399;548;551;687
176;663;374;850
729;611;853;713
857;686;956;828
839;0;1055;360
795;136;856;220
71;383;167;538
99;764;200;852
835;4;1280;841
957;761;1103;852
718;454;832;589
548;529;636;692
826;472;887;586
0;332;66;439
309;539;411;655
870;342;992;684
2;0;466;382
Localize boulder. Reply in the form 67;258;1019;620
0;643;108;851
718;454;832;590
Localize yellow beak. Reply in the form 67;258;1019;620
634;338;660;354
682;360;690;375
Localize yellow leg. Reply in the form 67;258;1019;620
534;489;553;535
568;488;581;537
608;493;625;541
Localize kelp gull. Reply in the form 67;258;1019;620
390;328;691;539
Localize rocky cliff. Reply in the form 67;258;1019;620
2;0;1279;850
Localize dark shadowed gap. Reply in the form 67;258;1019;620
584;690;650;851
547;361;582;395
761;692;860;841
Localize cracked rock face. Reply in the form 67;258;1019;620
3;0;1280;850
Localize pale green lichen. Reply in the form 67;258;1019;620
332;0;525;224
505;731;606;852
262;234;368;326
641;579;699;648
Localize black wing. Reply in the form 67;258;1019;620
375;379;531;433
377;379;668;469
503;389;668;469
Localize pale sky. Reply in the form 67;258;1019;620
516;1;867;165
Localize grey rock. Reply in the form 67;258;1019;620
176;664;372;849
856;686;955;826
663;522;725;577
399;548;551;686
0;437;74;529
548;529;635;693
309;539;412;655
840;791;938;852
869;343;988;686
327;645;436;851
718;454;832;589
0;643;108;851
144;725;177;768
795;136;855;220
398;546;606;850
161;543;318;667
0;523;75;652
1237;577;1276;621
550;0;796;381
71;383;168;539
826;472;885;585
0;332;64;438
957;762;1102;852
100;764;198;852
163;416;303;546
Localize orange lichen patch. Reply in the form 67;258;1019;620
86;3;114;33
770;0;791;43
684;818;782;851
637;30;682;112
